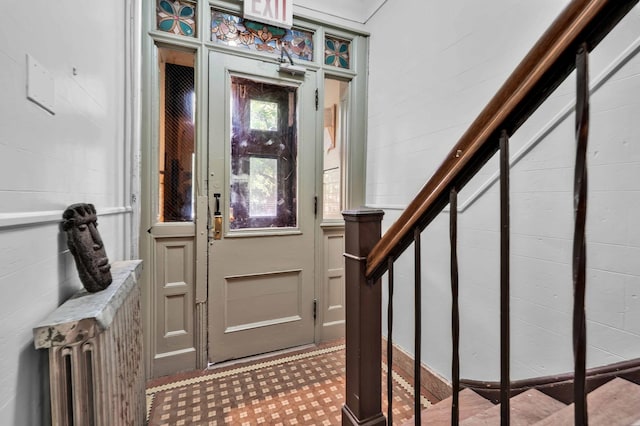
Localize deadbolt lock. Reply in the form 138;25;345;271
213;215;222;240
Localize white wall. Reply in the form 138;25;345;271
0;1;136;424
366;1;640;381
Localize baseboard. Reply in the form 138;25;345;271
461;358;640;404
381;338;640;405
381;337;452;402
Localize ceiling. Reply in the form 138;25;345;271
293;0;387;24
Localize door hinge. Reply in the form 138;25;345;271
315;89;319;111
314;195;318;216
313;299;318;322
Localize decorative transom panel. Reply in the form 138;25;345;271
325;36;350;69
157;0;197;37
211;10;314;62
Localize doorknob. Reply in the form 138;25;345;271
213;193;222;240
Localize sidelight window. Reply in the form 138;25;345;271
157;47;196;222
322;78;349;220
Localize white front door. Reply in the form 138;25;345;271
208;51;317;362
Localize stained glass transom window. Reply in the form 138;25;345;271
211;10;314;62
157;0;197;37
325;37;350;69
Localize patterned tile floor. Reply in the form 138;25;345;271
146;340;432;425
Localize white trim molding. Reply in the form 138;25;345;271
364;204;407;211
0;206;134;230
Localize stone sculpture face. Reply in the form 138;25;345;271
62;203;112;292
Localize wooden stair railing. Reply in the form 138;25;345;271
341;0;639;425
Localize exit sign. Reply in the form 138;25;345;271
244;0;293;29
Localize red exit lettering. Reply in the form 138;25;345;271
245;0;291;28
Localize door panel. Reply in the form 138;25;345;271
224;269;302;332
318;227;345;341
326;234;344;311
208;52;316;363
152;226;197;376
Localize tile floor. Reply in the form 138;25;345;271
146;340;432;425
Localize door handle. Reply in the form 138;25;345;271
213;193;222;240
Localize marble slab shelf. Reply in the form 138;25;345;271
33;259;143;349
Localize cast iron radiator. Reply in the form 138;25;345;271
33;260;145;426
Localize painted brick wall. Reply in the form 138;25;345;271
0;1;134;424
367;1;640;381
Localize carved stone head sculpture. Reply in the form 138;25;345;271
62;203;112;292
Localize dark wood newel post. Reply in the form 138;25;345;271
342;209;387;426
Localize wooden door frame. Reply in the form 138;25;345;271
140;0;370;378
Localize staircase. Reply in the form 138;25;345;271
406;378;640;425
340;1;640;425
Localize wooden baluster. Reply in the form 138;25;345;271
500;129;511;425
387;257;394;425
342;209;387;426
450;189;460;425
574;42;589;426
414;227;422;425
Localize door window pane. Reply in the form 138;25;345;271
229;77;298;229
249;157;278;217
250;100;279;131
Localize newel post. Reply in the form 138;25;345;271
342;209;387;426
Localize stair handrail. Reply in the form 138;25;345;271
342;1;639;424
365;0;638;282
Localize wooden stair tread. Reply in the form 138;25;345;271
461;389;566;425
534;377;640;425
402;388;494;425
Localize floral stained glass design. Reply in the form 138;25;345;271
157;0;196;37
325;37;350;69
211;10;314;62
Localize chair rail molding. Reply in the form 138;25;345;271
0;206;133;230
